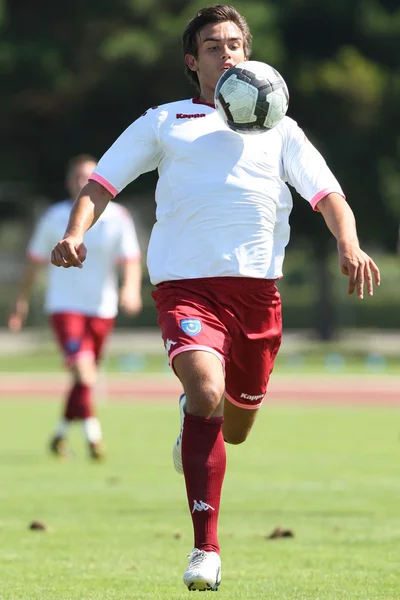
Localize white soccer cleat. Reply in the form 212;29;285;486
172;393;186;474
183;548;221;592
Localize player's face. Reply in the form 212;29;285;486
66;161;97;199
185;21;246;103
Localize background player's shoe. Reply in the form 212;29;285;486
49;435;69;459
172;393;186;474
88;441;106;461
183;548;221;591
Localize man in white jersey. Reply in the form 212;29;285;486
9;154;142;461
49;5;380;590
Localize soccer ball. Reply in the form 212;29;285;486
214;61;289;134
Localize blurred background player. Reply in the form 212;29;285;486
8;154;143;460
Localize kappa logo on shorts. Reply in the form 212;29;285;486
165;339;177;353
240;393;264;401
180;318;202;336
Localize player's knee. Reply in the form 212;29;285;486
75;372;97;387
186;381;225;417
223;430;249;445
71;358;97;387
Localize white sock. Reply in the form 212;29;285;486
54;419;69;439
83;417;102;444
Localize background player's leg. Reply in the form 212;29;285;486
76;316;114;459
49;313;86;457
69;354;103;458
173;350;225;590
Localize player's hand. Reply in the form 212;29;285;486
8;299;29;332
119;287;143;316
51;237;87;268
338;242;380;299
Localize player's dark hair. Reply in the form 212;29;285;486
183;4;252;90
66;153;97;178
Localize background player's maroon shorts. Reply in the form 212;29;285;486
50;312;115;366
152;277;282;409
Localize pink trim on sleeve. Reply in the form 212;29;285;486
88;174;119;197
27;251;48;264
311;189;346;211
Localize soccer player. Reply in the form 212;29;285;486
49;5;380;590
9;154;142;461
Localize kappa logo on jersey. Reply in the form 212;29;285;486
176;113;206;119
180;318;202;336
192;500;215;513
65;338;82;354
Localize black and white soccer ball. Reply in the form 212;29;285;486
214;61;289;134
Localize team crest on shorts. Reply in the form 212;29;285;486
65;338;81;354
180;318;202;336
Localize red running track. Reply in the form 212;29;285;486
0;374;399;404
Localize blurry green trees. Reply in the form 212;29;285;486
0;0;399;336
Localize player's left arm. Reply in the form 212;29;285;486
117;207;143;316
119;258;143;316
317;193;380;299
282;119;380;299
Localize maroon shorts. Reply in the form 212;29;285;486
50;312;115;366
152;277;282;409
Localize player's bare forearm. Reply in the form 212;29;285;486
317;193;359;245
17;261;41;301
317;193;380;299
8;261;41;331
64;181;113;238
121;258;142;290
119;259;143;316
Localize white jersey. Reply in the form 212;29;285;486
90;98;344;284
28;200;141;318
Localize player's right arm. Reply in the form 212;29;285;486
9;210;52;331
51;107;162;269
51;181;111;268
8;261;42;331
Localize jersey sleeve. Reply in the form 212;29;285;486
89;108;163;197
281;118;345;210
26;210;53;263
116;207;141;262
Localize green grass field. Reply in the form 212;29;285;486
0;399;399;599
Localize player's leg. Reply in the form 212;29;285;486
74;315;115;460
223;281;282;445
69;352;102;458
151;281;230;591
49;312;86;457
173;349;225;591
222;401;259;444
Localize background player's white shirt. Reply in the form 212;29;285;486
90;99;344;284
28;200;140;317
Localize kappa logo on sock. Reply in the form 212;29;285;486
192;500;215;513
